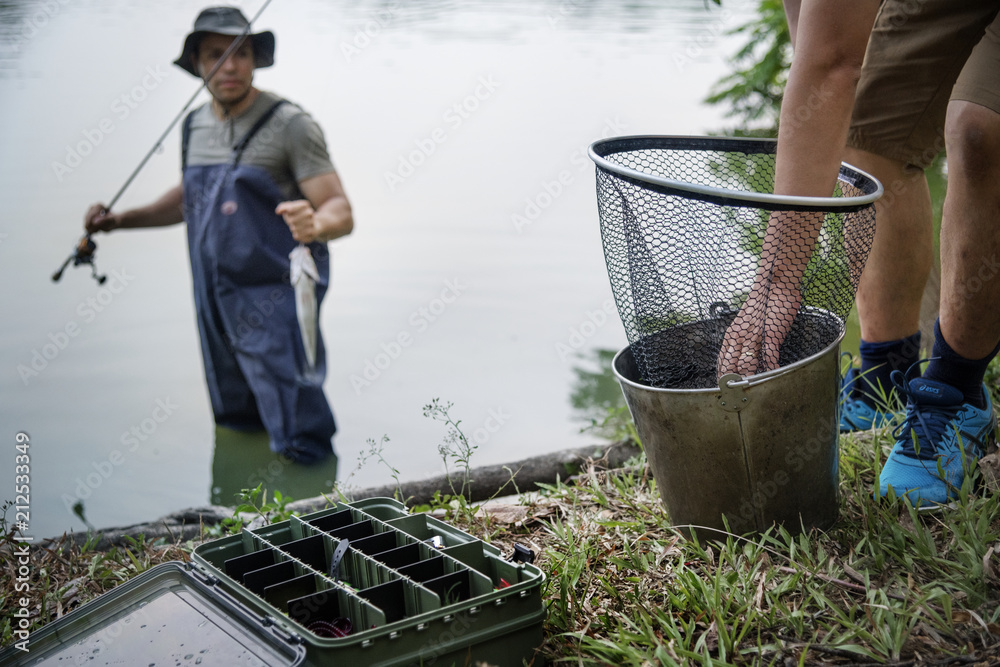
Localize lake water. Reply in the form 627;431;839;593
0;0;761;539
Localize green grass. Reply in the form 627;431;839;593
507;430;1000;666
0;526;191;650
3;416;999;665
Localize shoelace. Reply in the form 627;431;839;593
890;368;963;461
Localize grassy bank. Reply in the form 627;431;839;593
3;426;999;665
513;436;1000;664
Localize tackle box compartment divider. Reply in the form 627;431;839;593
0;497;546;666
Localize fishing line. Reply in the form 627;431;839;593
53;0;276;283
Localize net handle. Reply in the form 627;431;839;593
589;135;883;212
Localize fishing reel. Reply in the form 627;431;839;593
52;235;107;285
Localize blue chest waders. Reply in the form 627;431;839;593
182;101;336;464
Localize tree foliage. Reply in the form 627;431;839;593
705;0;790;137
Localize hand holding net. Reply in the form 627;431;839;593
590;136;880;388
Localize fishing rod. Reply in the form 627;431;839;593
52;0;275;285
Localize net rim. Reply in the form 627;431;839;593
589;135;883;212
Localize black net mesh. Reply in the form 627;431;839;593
593;137;878;389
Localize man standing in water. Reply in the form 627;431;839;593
85;7;353;464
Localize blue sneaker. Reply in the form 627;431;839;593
839;365;899;432
878;366;996;508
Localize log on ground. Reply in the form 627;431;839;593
51;440;640;550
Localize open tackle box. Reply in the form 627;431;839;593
0;498;547;666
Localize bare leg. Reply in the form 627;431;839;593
843;147;933;343
717;0;880;377
938;100;1000;359
878;102;1000;506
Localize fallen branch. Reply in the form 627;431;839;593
287;439;641;514
48;440;640;551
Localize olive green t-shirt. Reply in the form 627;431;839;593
184;90;335;201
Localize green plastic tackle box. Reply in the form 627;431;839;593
0;498;546;666
0;560;307;666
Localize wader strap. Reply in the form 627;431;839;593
181;109;196;171
232;100;287;166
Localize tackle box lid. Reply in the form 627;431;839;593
0;561;306;666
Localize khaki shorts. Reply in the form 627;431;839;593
847;0;1000;169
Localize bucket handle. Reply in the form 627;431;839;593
718;357;807;411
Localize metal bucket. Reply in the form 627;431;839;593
613;309;843;538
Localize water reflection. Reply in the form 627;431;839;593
569;348;630;439
1;0;741;537
0;0;736;73
331;0;729;38
211;427;339;507
0;0;36;70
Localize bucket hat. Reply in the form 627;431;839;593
173;6;275;77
